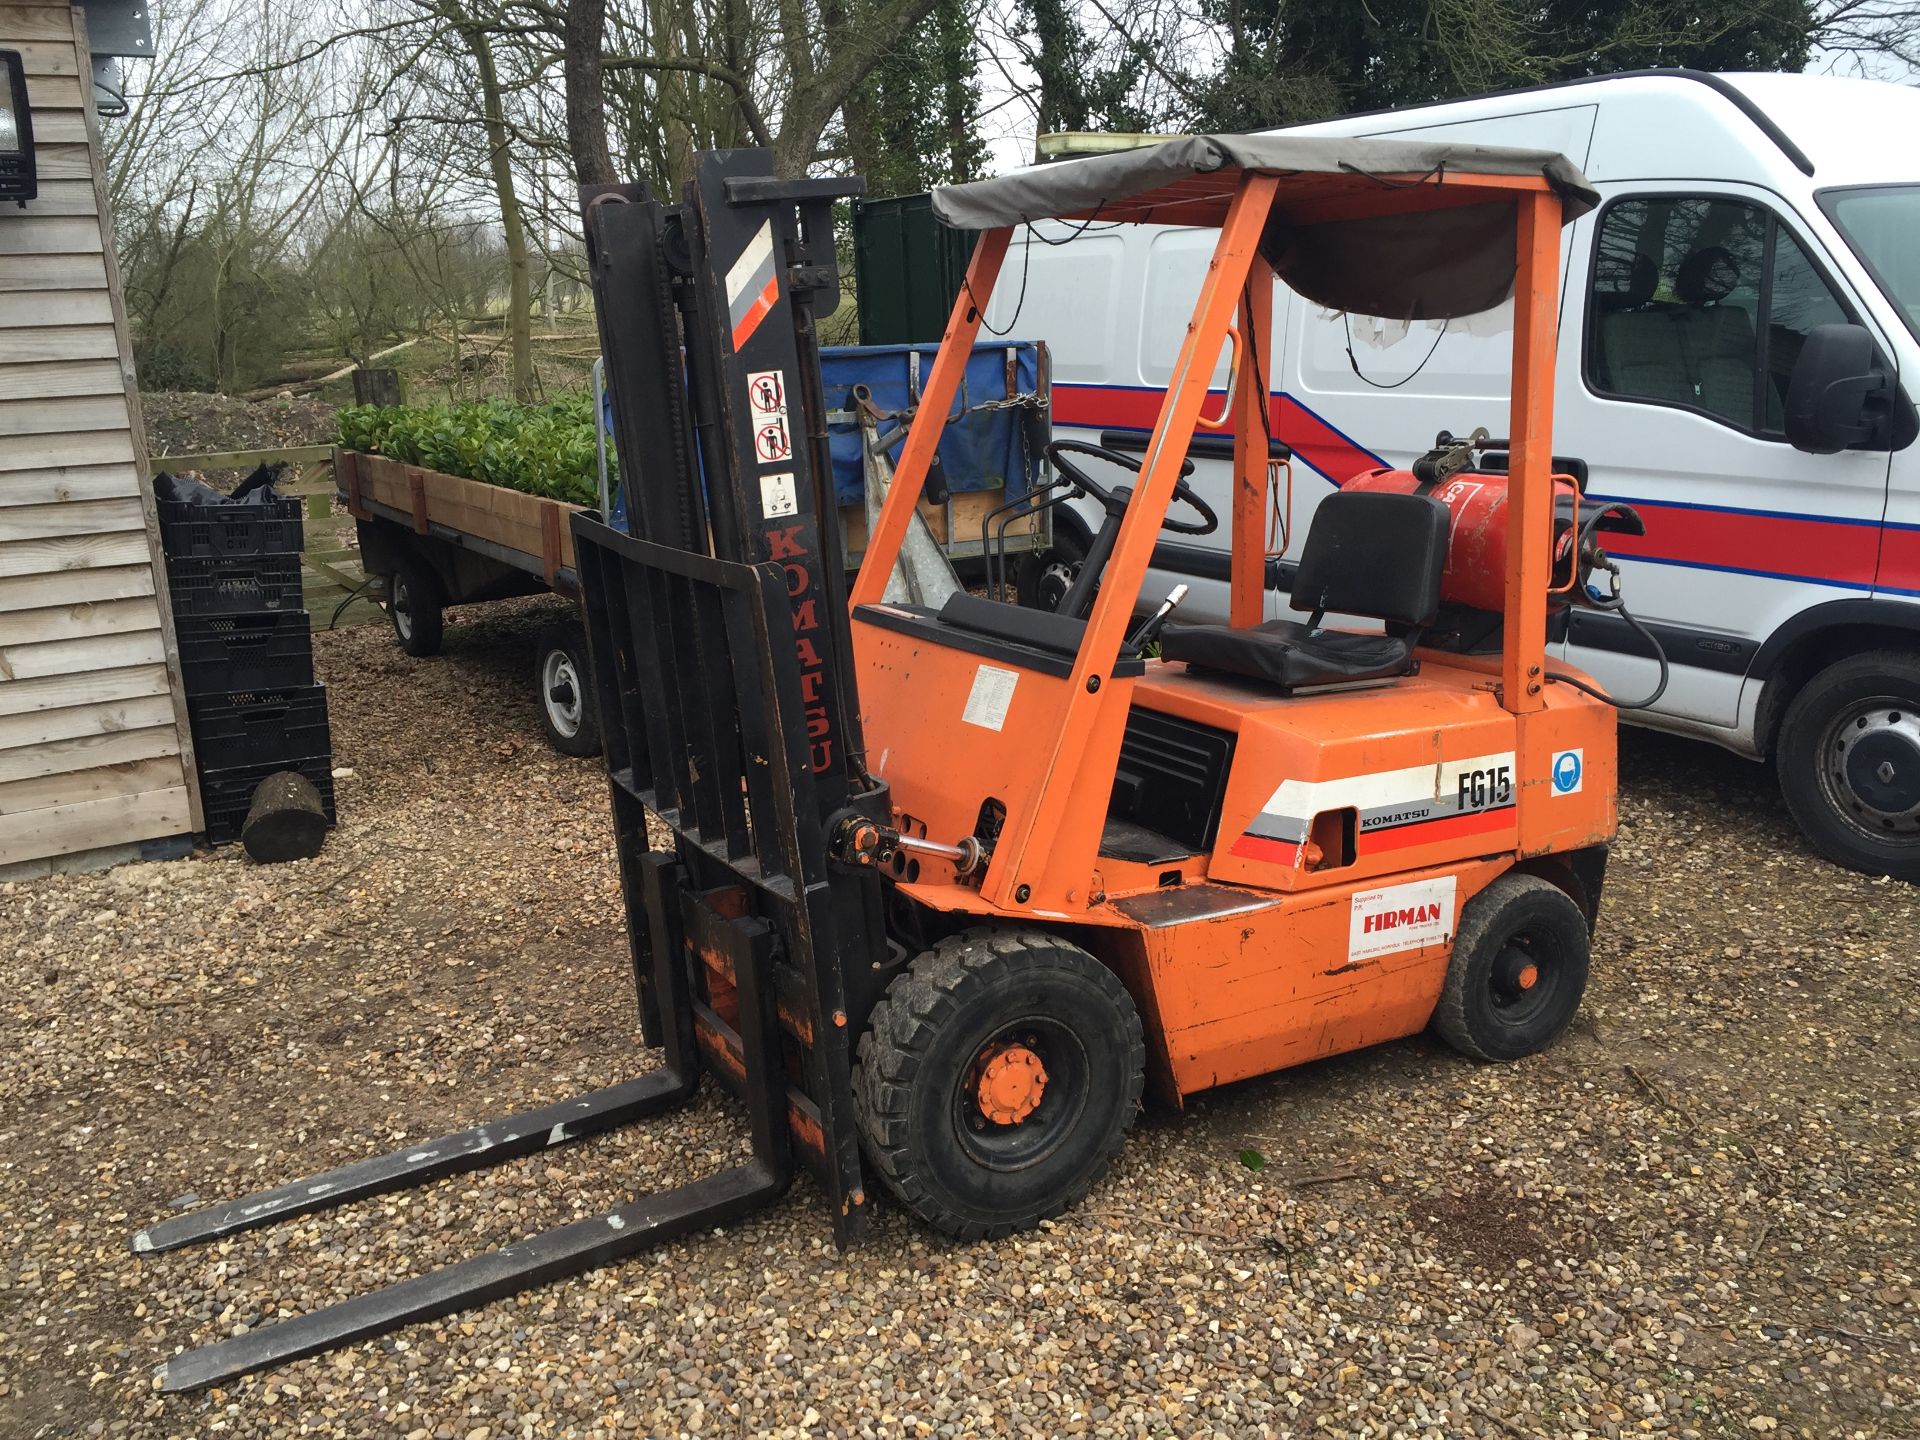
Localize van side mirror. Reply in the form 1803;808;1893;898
1785;323;1915;454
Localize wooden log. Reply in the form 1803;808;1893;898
241;771;329;863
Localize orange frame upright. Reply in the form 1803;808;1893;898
853;166;1570;902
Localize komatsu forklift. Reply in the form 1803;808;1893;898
137;136;1651;1389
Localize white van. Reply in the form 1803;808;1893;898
998;70;1920;880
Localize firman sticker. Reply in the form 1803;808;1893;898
961;664;1019;732
1349;876;1456;961
758;471;797;519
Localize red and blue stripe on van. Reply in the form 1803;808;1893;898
1053;381;1920;600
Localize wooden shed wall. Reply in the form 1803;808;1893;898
0;4;198;867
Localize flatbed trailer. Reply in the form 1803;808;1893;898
336;449;606;756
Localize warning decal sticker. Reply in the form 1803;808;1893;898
961;664;1019;732
747;368;793;464
1348;875;1456;961
758;471;797;519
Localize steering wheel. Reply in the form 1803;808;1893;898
1046;440;1218;537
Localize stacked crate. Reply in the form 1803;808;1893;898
159;493;337;845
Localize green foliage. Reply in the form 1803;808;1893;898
1188;0;1818;129
336;395;609;508
845;0;987;195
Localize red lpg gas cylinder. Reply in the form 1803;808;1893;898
1343;467;1581;613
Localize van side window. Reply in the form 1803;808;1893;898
1586;197;1852;437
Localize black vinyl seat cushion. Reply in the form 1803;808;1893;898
1157;489;1450;692
1159;617;1415;689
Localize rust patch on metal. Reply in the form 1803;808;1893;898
777;1001;815;1046
694;1013;745;1081
785;1100;825;1158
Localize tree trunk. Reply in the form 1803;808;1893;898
464;25;535;402
562;0;618;185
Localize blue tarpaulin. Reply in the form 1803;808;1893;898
820;341;1044;508
606;339;1045;532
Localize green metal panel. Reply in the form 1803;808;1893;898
852;193;977;345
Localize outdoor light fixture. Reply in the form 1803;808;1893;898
0;49;35;206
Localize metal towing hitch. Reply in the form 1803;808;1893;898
136;151;891;1391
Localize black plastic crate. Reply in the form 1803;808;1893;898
175;610;314;695
166;550;303;616
159;497;304;561
198;754;337;846
189;684;332;770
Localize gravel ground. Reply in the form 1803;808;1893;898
2;598;1915;1440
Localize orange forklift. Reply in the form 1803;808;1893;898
138;137;1655;1388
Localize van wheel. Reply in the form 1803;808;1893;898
534;620;601;757
388;557;445;657
854;929;1144;1240
1018;531;1088;613
1777;650;1920;881
1432;874;1589;1063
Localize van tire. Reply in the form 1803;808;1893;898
1776;650;1920;881
1019;529;1089;613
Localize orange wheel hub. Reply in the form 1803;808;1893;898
1514;962;1540;991
975;1044;1048;1125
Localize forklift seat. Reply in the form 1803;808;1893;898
1159;489;1450;691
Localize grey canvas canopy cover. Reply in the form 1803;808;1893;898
930;134;1598;321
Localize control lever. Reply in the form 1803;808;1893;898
1127;584;1189;651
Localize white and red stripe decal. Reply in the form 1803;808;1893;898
725;221;779;352
1232;751;1516;866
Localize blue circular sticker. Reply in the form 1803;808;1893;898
1552;751;1583;794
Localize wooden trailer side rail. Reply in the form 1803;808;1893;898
336;450;583;588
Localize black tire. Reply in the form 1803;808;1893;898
1775;649;1920;881
387;556;445;658
534;619;601;757
1433;873;1589;1063
854;929;1144;1239
1017;527;1089;613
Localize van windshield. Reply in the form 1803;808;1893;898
1821;185;1920;341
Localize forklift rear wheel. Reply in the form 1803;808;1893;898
854;930;1144;1239
388;558;445;658
1432;874;1589;1063
1776;650;1920;881
534;620;602;757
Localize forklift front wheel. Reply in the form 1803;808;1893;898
1432;874;1589;1063
854;930;1144;1240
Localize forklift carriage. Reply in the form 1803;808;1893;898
139;137;1638;1389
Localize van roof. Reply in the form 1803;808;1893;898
1272;71;1920;190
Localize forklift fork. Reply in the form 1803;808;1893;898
144;850;793;1393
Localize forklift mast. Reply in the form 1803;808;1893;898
133;152;896;1392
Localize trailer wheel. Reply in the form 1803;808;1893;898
854;929;1144;1239
1432;874;1589;1063
534;620;601;757
1776;650;1920;881
388;557;445;657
